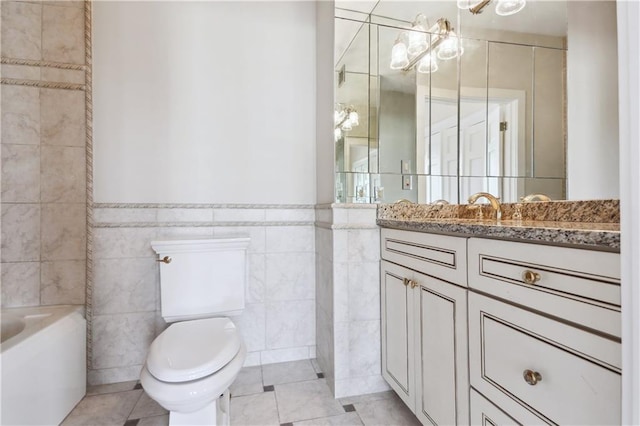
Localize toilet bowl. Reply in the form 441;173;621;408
142;238;251;426
141;317;247;425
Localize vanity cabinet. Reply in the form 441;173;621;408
467;237;621;425
381;229;469;425
380;228;621;426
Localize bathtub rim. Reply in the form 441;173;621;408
1;304;85;353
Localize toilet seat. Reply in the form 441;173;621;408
146;317;241;382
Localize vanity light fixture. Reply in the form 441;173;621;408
457;0;526;16
334;104;359;141
389;16;463;74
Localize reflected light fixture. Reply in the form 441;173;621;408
389;16;463;74
458;0;526;16
334;104;359;141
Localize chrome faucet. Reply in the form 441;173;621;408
468;192;502;221
520;193;552;202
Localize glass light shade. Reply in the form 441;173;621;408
437;32;463;60
334;128;342;141
407;28;428;56
495;0;526;16
341;121;352;131
417;54;438;74
348;111;359;126
390;40;410;70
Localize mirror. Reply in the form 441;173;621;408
334;0;584;204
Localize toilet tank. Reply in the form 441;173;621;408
150;237;250;323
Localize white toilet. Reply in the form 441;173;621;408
140;237;250;426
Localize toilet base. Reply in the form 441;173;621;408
169;389;230;426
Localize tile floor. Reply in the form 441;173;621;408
62;359;421;426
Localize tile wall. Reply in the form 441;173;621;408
89;204;317;385
1;0;88;308
315;204;390;398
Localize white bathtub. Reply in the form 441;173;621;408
1;305;86;425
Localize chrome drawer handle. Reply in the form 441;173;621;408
157;256;172;264
522;270;541;285
523;369;542;385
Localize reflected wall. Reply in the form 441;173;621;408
334;1;568;204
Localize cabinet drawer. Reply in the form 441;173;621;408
468;238;620;337
469;292;621;426
381;228;467;286
470;388;541;426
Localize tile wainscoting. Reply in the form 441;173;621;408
315;204;390;398
89;203;317;385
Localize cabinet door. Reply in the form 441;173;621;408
414;274;469;426
381;260;416;410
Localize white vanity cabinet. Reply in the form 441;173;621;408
380;228;621;426
467;238;621;425
381;229;469;425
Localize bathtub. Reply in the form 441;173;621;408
1;305;86;425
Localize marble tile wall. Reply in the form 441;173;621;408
1;0;87;308
315;204;390;399
89;204;317;385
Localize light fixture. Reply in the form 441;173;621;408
458;0;526;16
389;16;463;74
436;30;463;60
417;53;438;74
334;104;359;141
407;13;428;56
390;36;409;70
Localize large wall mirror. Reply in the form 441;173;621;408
335;0;617;204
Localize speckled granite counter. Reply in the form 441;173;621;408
377;200;620;251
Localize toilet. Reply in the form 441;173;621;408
140;237;250;426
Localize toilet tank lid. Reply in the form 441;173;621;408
146;317;241;382
151;237;250;254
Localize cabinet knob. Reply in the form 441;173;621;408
522;270;541;284
402;278;418;288
157;256;172;264
523;369;542;385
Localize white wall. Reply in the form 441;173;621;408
93;1;317;204
567;0;619;199
316;1;336;205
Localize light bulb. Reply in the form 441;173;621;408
417;54;438;74
390;39;409;70
495;0;526;16
437;31;463;60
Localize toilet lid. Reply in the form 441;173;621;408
147;317;241;382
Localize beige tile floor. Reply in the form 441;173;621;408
62;359;420;425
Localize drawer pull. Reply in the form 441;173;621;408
157;256;172;264
523;369;542;385
403;278;409;287
522;270;541;284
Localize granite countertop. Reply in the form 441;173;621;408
377;200;621;251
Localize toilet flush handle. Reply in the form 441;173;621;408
157;256;172;264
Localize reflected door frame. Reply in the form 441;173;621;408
416;85;527;204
